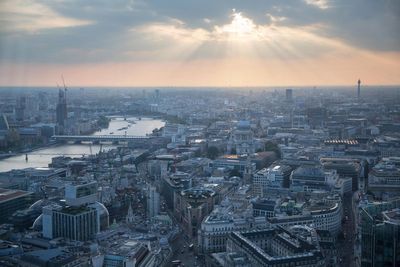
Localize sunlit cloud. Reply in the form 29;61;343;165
304;0;331;10
133;19;209;43
0;0;93;33
213;11;259;40
133;10;349;61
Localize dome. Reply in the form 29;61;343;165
89;201;109;217
29;198;59;211
32;214;43;230
89;201;110;230
237;120;251;130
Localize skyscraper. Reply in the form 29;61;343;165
15;96;26;122
357;79;361;99
361;198;400;267
147;185;160;219
56;89;67;134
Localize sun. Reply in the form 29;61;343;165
228;12;255;35
215;11;258;40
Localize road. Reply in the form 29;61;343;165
338;192;358;266
167;233;201;267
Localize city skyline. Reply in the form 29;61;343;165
1;0;399;87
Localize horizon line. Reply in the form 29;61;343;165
0;84;399;89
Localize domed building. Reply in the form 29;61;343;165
227;120;255;155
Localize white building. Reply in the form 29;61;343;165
42;204;98;241
309;201;342;236
41;181;109;241
252;165;291;196
198;200;268;254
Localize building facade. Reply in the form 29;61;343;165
224;228;325;267
361;198;400;267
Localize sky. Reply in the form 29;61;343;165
0;0;399;87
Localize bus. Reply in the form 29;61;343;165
171;260;182;266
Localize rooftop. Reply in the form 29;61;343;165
0;188;33;203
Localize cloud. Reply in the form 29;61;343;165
0;0;93;33
303;0;330;9
0;0;398;67
132;11;350;62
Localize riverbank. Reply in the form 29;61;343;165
0;116;165;172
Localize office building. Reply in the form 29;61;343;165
223;228;325;267
210;154;256;177
198;201;267;254
290;165;328;192
42;204;98;241
251;198;277;218
161;173;192;210
368;158;400;198
65;181;97;206
309;201;342;236
56;88;67;134
175;187;216;237
360;198;400;267
147;185;160;219
252;165;292;196
321;157;361;192
0;188;34;224
40;182;109;241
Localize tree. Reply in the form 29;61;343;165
97;116;110;128
264;141;282;159
207;146;219;160
229;168;241;178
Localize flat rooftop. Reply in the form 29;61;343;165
0;188;33;203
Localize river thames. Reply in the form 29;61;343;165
0;117;165;172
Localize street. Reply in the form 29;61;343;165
167;233;201;267
338;192;357;266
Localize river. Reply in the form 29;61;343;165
0;117;165;172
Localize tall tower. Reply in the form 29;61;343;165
357;79;361;100
16;96;26;122
147;185;160;219
56;89;67;134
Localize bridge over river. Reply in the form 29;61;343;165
51;135;169;147
52;135;150;143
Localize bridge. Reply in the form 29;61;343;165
51;135;151;143
29;153;91;156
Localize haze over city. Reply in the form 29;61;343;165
1;0;399;86
1;1;400;267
